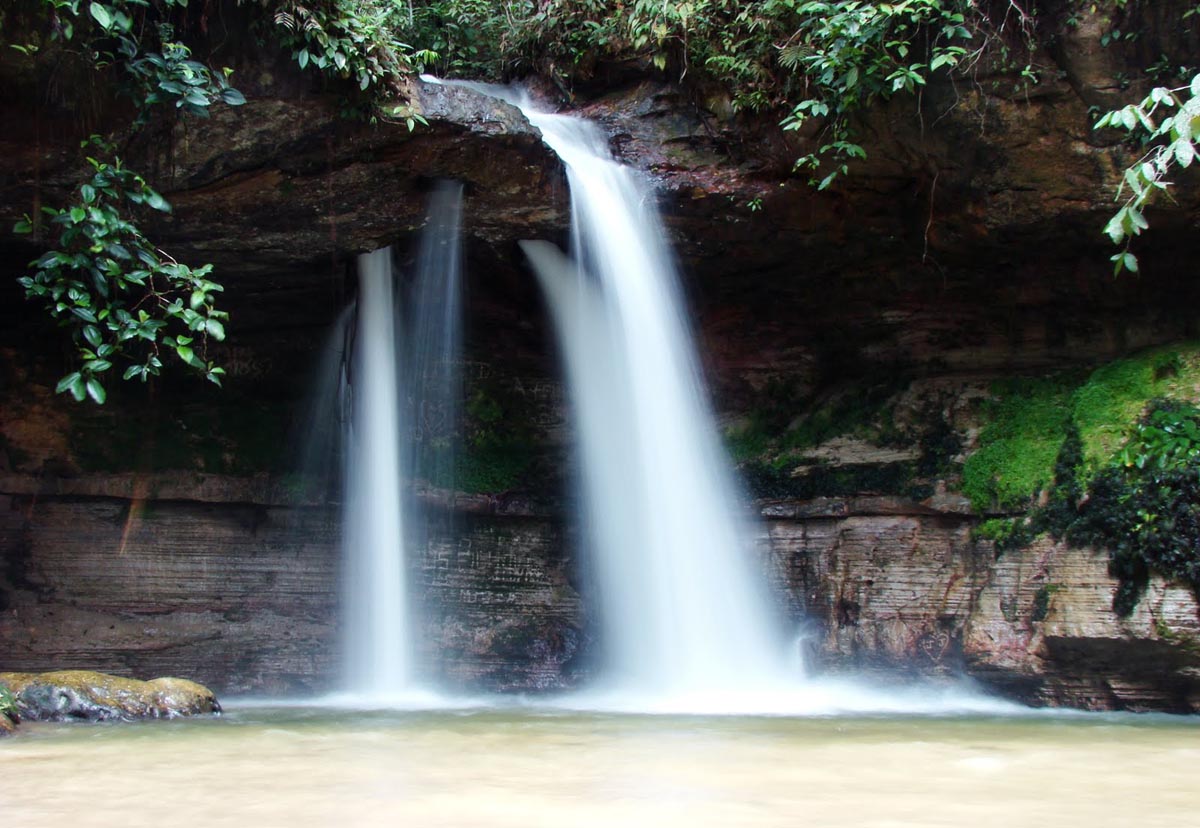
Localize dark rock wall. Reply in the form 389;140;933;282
6;484;1196;710
2;5;1200;710
0;493;582;696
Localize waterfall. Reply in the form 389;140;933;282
342;248;410;699
406;181;465;494
514;102;791;703
336;183;466;703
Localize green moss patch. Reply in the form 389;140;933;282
962;343;1200;511
962;376;1077;511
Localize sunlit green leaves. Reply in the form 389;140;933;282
771;0;979;187
1096;72;1200;274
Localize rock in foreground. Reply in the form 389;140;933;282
0;670;221;723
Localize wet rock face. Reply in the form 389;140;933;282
0;12;1199;711
773;515;1200;711
0;670;220;722
0;494;583;697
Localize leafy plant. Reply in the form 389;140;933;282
517;1;1040;186
15;140;228;402
1096;72;1200;273
779;0;973;188
1116;400;1200;471
123;32;246;122
12;0;243;402
970;396;1200;616
41;0;246;121
1066;401;1200;616
270;0;429;93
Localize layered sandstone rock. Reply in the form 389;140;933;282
0;4;1198;711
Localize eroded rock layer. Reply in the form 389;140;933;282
2;6;1199;710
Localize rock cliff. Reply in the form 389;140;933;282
1;4;1199;710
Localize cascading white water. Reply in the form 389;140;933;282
515;103;791;703
406;181;465;492
342;248;410;699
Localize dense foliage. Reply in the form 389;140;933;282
17;141;228;401
0;681;18;728
1064;401;1200;614
1097;67;1200;273
495;0;1035;187
12;0;243;400
966;349;1200;616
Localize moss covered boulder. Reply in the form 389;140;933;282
0;680;18;735
0;670;221;723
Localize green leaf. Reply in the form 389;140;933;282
85;378;107;404
204;318;226;341
56;371;83;396
1176;140;1195;168
144;190;170;212
1104;212;1126;244
89;2;113;30
220;88;246;106
83;325;102;348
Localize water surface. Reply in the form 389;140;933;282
2;706;1195;827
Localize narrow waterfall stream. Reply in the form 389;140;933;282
339;183;465;702
406;181;465;493
343;248;410;699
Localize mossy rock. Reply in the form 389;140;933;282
0;679;18;735
962;344;1200;511
0;670;221;722
0;672;18;734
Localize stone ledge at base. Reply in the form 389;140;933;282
0;670;221;723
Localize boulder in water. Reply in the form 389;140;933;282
0;680;18;736
0;670;221;722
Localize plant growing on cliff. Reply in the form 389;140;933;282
0;682;18;728
12;0;242;402
267;0;438;94
515;1;1040;186
778;0;975;188
1097;70;1200;273
1065;401;1200;615
15;140;228;402
966;356;1200;616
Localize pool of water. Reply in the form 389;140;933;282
2;704;1196;827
